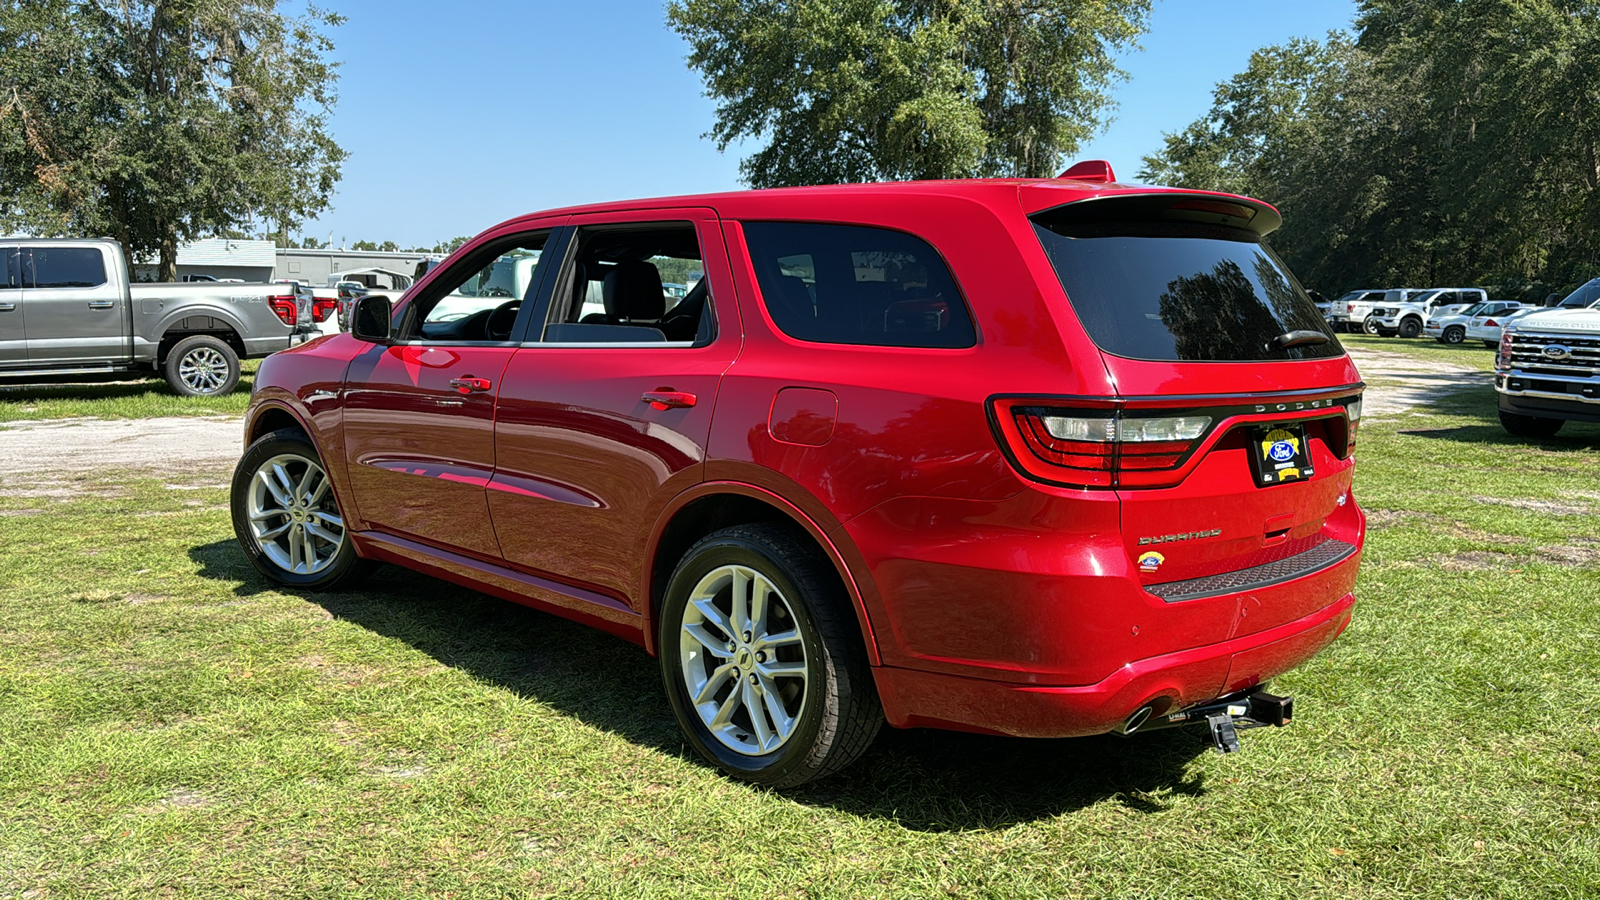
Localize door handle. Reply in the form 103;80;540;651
642;390;697;410
448;376;493;394
88;300;115;310
0;303;14;312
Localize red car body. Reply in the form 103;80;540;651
243;175;1363;742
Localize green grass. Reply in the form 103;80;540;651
0;361;259;423
2;342;1598;898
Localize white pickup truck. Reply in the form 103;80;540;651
1367;287;1488;338
1494;297;1600;436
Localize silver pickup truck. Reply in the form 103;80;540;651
1;238;316;395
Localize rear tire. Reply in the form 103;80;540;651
1498;410;1564;438
658;524;882;788
1362;318;1380;335
1483;341;1498;349
164;334;240;396
231;428;372;591
1442;325;1465;344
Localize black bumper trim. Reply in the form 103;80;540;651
1146;537;1357;603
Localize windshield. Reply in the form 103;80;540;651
1032;218;1341;362
1558;278;1600;309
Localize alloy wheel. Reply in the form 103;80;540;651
244;453;346;575
178;346;230;394
677;564;811;755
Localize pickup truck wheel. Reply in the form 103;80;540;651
1483;340;1499;348
1362;318;1380;335
1442;325;1466;344
165;335;240;396
1399;317;1423;338
231;429;372;591
659;524;882;788
1498;410;1564;438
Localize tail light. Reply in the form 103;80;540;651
1483;318;1499;327
311;298;338;323
268;295;298;326
994;402;1213;488
992;395;1363;489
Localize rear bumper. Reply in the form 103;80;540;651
873;591;1355;738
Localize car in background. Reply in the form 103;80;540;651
1368;287;1487;337
1466;306;1539;347
1328;288;1388;332
1424;301;1524;344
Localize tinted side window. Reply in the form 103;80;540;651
31;247;107;289
742;222;977;348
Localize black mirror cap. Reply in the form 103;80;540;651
351;294;393;344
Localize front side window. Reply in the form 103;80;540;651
30;246;107;289
1033;216;1340;362
407;233;548;342
742;222;977;348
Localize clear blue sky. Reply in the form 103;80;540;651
302;0;1358;249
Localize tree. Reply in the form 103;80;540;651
667;0;1152;187
1141;0;1600;295
0;0;345;280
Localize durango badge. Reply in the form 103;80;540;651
1137;551;1165;573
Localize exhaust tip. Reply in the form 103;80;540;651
1117;704;1155;735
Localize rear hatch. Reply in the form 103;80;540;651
1021;191;1363;635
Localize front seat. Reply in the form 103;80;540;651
593;259;666;325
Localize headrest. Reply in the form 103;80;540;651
603;260;665;320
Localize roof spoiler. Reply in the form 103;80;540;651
1058;160;1116;184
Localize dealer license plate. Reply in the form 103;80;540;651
1249;424;1314;486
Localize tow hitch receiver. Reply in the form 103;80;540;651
1142;688;1295;754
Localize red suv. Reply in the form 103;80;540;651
231;170;1365;786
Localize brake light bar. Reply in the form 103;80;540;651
992;394;1362;489
268;295;298;326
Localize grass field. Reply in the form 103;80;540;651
1;337;1597;898
0;361;258;424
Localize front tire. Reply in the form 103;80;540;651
1498;410;1565;438
164;334;241;396
231;428;371;590
659;524;882;788
1399;317;1423;338
1442;325;1466;344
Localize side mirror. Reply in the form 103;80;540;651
351;294;393;344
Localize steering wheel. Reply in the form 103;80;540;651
485;300;521;340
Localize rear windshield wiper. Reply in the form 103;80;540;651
1267;330;1331;352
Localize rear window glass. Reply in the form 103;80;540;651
1032;218;1341;362
742;222;976;348
30;246;107;289
3;249;17;289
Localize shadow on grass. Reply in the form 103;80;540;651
1393;385;1600;449
0;372;254;402
189;539;1214;830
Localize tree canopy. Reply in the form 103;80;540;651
1141;0;1600;298
668;0;1152;187
0;0;345;280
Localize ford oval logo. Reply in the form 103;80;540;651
1543;344;1573;361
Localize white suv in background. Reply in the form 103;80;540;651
1329;289;1390;333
